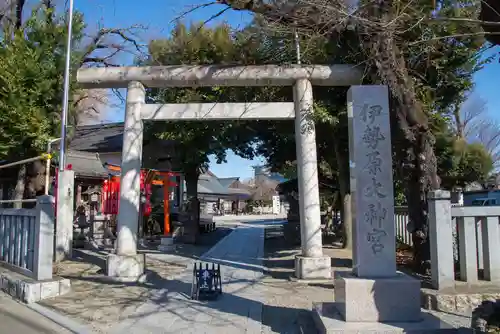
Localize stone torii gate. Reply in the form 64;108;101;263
76;64;362;282
77;65;448;330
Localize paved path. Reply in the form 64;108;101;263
110;225;267;334
0;292;70;334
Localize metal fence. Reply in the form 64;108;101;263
0;196;55;281
0;209;36;277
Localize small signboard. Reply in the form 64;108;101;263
272;195;281;214
191;262;222;300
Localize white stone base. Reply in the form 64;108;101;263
295;255;331;280
106;253;145;282
334;271;421;322
158;237;175;251
0;270;70;304
312;302;453;334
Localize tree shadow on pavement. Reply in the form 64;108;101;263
46;262;312;334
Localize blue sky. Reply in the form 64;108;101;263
76;0;258;179
73;0;498;179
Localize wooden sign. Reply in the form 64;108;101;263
191;262;222;300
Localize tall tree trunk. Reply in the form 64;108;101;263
26;160;45;203
12;165;26;208
218;0;441;272
1;183;10;208
183;167;200;243
185;169;199;202
405;131;439;273
334;134;352;250
321;191;336;244
453;104;464;138
14;0;25;29
364;1;440;273
341;193;352;249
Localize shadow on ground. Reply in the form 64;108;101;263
261;224;335;333
46;247;312;333
44;227;234;332
44;223;347;334
263;225;351;280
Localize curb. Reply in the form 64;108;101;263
26;302;95;334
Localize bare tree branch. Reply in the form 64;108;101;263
459;95;500;169
461;96;488;138
72;88;122;125
0;0;17;28
172;2;218;23
79;25;147;68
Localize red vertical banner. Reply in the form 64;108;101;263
101;179;109;213
101;170;157;216
163;174;170;235
144;182;152;216
139;170;152;216
113;179;117;214
111;177;119;214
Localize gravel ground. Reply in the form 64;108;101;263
39;223;472;333
260;225;473;333
261;225;334;334
40;227;234;334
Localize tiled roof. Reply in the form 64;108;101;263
198;174;230;195
69;122;175;154
218;177;239;188
66;150;109;178
193;173;251;199
69;123;125;152
251;179;279;201
227;188;252;199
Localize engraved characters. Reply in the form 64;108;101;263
360;104;388;255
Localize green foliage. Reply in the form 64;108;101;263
243;1;493;199
241;23;363;190
0;6;85;160
436;136;493;189
399;0;493;117
143;23;260;174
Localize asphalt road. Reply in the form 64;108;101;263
0;292;70;334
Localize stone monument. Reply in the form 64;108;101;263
312;86;451;331
277;180;301;245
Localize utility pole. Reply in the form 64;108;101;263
58;0;74;172
55;0;76;263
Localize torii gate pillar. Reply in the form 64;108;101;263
293;78;330;279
